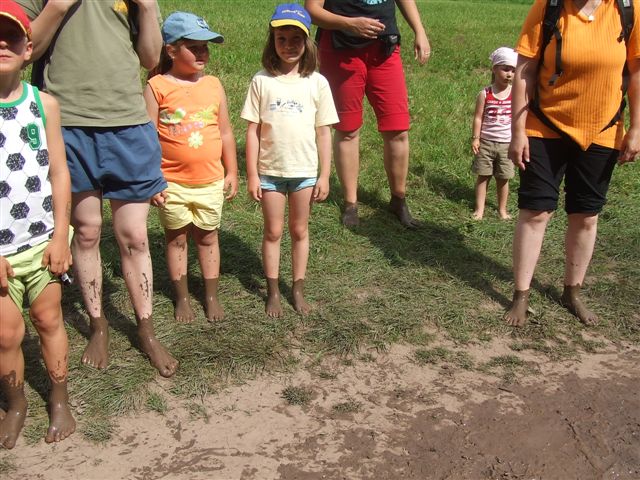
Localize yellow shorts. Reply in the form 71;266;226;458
158;180;224;231
6;237;64;308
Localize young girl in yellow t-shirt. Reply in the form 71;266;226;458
241;4;338;317
144;11;238;323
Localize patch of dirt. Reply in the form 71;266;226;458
2;341;639;480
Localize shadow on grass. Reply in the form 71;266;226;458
351;187;546;308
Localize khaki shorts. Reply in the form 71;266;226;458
6;239;58;308
472;139;514;179
158;180;224;231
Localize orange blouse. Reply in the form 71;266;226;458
516;0;640;150
148;75;224;184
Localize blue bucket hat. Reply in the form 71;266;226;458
270;3;311;36
162;11;224;44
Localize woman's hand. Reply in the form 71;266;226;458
509;130;530;171
346;16;385;39
618;126;640;164
414;31;431;64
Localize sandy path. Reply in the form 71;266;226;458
3;340;639;480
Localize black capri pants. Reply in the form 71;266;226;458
518;137;618;214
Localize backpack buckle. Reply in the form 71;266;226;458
550;0;559;5
623;0;631;7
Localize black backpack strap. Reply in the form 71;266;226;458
30;1;78;90
541;0;564;86
617;0;634;42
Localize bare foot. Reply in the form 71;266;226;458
472;210;484;220
45;382;75;444
292;279;312;315
137;316;179;378
204;278;224;322
560;284;599;326
172;277;194;323
342;202;359;227
499;212;512;220
174;296;195;323
389;195;421;229
266;277;283;318
81;315;109;369
504;289;530;327
0;378;27;449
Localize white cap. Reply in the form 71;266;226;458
490;47;517;67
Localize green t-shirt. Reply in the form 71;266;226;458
17;0;159;127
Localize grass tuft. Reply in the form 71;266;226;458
281;386;313;407
80;418;114;444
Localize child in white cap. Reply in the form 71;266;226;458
470;47;518;220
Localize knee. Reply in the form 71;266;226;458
118;227;150;254
196;230;218;248
569;213;598;231
30;305;62;336
73;220;102;249
0;317;25;350
264;225;283;243
336;129;360;143
521;209;552;225
289;223;309;243
383;130;408;145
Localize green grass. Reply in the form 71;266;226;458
5;0;639;453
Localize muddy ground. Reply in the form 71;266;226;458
3;340;639;480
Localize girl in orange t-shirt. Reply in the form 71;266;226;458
144;11;238;323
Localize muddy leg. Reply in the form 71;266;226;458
204;278;224;322
504;289;530;327
172;276;195;324
389;195;421;229
45;380;75;443
292;279;311;315
137;315;178;377
342;202;359;227
560;284;599;326
81;314;109;369
0;374;27;450
265;277;283;318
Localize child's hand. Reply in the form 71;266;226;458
472;138;480;155
312;177;329;202
247;175;262;202
42;235;72;277
151;190;168;208
224;173;239;201
0;256;15;292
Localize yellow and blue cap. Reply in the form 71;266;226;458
270;3;311;36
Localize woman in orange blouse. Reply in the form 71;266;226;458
505;0;640;327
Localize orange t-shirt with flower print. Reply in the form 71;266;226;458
148;75;224;184
516;0;640;150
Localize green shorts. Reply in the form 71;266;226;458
472;139;514;179
6;240;58;308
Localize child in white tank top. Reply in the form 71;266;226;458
470;47;517;220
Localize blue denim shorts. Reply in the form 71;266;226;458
63;122;167;201
260;175;316;193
